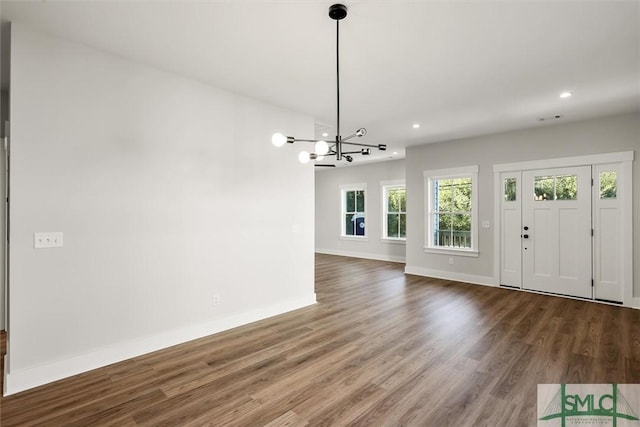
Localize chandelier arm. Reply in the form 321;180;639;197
292;138;328;143
341;141;381;148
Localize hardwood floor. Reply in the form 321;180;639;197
1;254;639;426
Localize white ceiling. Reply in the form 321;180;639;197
2;1;639;165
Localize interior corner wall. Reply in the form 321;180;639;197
0;90;7;332
405;112;640;294
1;21;10;333
315;159;406;262
1;90;7;332
5;24;316;395
0;91;7;134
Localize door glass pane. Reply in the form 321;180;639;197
556;175;577;200
504;178;517;201
600;171;617;199
534;176;554;201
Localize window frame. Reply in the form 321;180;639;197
381;180;406;243
424;166;479;257
340;183;368;240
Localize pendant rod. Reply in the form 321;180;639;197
336;19;340;141
336;18;343;160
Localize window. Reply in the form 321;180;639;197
341;184;367;238
424;166;478;256
600;171;617;199
382;181;406;240
504;177;517;201
534;174;577;201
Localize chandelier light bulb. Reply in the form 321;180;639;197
271;132;287;147
298;151;311;164
355;128;367;137
315;140;329;155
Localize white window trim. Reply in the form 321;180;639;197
423;165;479;257
340;183;368;240
381;180;406;243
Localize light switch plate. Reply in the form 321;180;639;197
34;232;63;249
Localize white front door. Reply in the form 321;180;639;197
521;166;592;298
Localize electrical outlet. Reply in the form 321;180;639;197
448;257;454;265
34;232;64;249
212;294;221;306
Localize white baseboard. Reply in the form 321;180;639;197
404;265;498;287
315;248;405;264
3;294;317;396
404;266;640;310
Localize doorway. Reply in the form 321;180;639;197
496;152;633;305
521;166;592;298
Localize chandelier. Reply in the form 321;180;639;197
271;4;386;166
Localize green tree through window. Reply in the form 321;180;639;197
384;186;406;239
600;171;617;199
433;178;472;248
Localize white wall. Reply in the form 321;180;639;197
5;24;316;395
315;159;405;262
405;113;639;297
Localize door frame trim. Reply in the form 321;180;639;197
492;151;636;308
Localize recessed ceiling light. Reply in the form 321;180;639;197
321;132;329;137
412;123;420;129
392;151;398;155
560;91;572;99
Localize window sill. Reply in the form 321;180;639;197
341;236;368;242
423;247;479;257
380;238;406;245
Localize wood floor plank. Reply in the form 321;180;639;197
1;254;639;426
346;360;458;426
262;410;309;427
